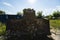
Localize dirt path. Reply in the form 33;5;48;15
51;29;60;40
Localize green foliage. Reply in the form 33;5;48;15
37;11;43;18
50;19;60;29
53;10;60;19
0;22;6;35
45;15;53;19
0;10;5;15
17;12;23;16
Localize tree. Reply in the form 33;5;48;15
53;10;60;19
45;15;53;19
0;10;5;15
17;12;23;16
37;11;43;18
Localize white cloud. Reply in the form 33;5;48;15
6;11;16;15
27;0;37;4
50;6;60;14
56;6;60;11
3;2;14;8
36;6;60;16
2;10;16;15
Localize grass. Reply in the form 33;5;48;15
0;22;6;35
50;19;60;29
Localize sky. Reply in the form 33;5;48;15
0;0;60;15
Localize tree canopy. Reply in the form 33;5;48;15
17;12;23;16
53;10;60;19
37;11;43;18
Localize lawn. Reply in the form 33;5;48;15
50;19;60;29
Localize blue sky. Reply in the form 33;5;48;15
0;0;60;15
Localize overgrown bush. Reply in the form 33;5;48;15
0;22;6;35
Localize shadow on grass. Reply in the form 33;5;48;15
6;35;54;40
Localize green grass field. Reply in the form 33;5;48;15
50;19;60;29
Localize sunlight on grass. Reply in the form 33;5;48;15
50;19;60;29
